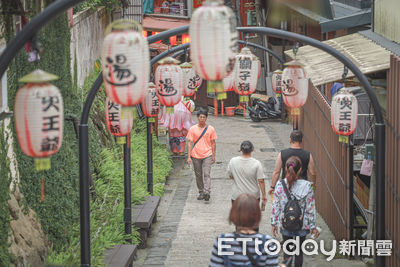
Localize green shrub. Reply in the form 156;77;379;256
47;118;172;266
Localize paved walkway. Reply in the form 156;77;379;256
136;115;367;267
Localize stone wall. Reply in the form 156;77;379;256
70;7;112;89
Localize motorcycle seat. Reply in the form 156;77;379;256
251;93;271;103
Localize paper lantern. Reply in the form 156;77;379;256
190;0;238;99
281;60;308;114
105;97;134;144
182;98;195;113
233;47;260;102
331;88;358;136
155;57;184;113
141;82;160;122
180;62;202;97
14;70;63;171
101;19;149;106
272;69;283;94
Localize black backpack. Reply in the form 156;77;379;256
281;180;305;232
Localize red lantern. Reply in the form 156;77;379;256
141;82;160;122
272;69;283;94
14;70;63;171
180;62;202;97
331;88;358;136
155;57;184;113
101;19;149;106
105;97;134;144
281;60;308;113
182;98;195;113
190;0;238;99
233;47;260;102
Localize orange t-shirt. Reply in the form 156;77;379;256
186;124;217;159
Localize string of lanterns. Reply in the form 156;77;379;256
13;10;359;174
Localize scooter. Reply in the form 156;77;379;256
247;93;281;122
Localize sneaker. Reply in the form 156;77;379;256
197;193;205;200
204;193;210;202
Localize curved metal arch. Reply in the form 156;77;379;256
168;40;285;66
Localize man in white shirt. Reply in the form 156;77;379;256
227;141;267;209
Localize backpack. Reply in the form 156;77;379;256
281;180;305;232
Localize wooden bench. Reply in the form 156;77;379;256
104;244;137;267
133;195;161;249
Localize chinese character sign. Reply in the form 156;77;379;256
272;69;283;94
105;97;134;137
101;28;149;106
155;57;183;107
189;0;238;81
331;89;358;136
14;79;64;160
233;47;260;96
141;83;160;118
281;60;308;108
180;62;202;97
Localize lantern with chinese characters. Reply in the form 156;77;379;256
281;60;308;115
233;47;260;102
101;19;149;106
141;82;160;122
331;88;358;141
190;0;238;100
105;97;134;144
155;57;184;113
14;70;63;171
180;62;202;97
272;69;283;94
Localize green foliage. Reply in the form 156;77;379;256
0;124;11;266
47;118;172;266
5;9;103;254
74;0;121;13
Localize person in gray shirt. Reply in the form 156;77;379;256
227;141;267;209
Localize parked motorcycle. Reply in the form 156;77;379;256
247;93;281;122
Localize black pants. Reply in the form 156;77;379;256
282;235;306;267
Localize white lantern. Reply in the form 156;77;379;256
331;88;358;136
223;64;236;92
233;47;260;102
105;97;134;144
281;60;308;115
101;19;149;106
182;98;195;113
180;62;202;97
190;0;238;98
14;70;64;171
155;57;184;113
141;82;160;122
272;69;283;94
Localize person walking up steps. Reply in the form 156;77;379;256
187;107;217;202
271;156;320;267
227;141;267;211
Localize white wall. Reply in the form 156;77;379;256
70;7;112;89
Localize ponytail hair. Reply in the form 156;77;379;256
285;156;302;188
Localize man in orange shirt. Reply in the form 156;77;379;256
187;107;217;202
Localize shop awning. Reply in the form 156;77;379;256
142;15;189;32
284;33;391;86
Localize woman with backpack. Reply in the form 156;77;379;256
271;156;320;267
210;194;280;267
